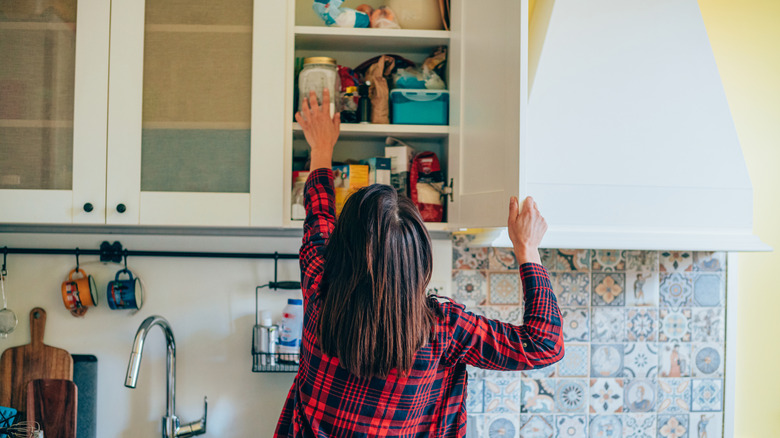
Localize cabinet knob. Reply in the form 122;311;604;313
116;203;127;214
83;202;94;213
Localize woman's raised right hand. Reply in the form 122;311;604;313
507;196;547;265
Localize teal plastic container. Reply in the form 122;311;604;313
390;89;449;125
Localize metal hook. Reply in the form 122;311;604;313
123;249;129;270
1;246;7;277
75;248;80;271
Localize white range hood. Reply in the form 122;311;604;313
475;0;768;251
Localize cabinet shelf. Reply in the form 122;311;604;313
294;26;450;53
293;122;448;139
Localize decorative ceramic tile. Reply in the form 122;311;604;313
468;379;485;413
589;378;624;414
588;415;622;438
691;308;725;342
625;270;659;307
554;415;587;438
490;272;521;305
692;252;726;272
660;273;694;308
625;308;657;342
692;343;724;377
468;365;484;380
623;343;658;378
485;377;522;413
659;344;692;378
490;248;519;271
591;308;625;343
658;414;689;438
660;251;694;273
453;270;488;307
523;366;556;379
591;250;626;271
624;379;656;412
497;305;525;326
691;379;723;412
540;249;556;271
485;369;522;380
557;344;589;377
554;249;590;271
555;379;588;413
467;415;485;438
623;413;656;438
561;308;589;342
590;344;624;378
453;235;489;269
689;413;722;438
625;250;659;271
659;308;692;342
658;379;691;413
592;273;626;306
553;272;590;306
486;414;521;438
692;273;724;307
519;415;554;438
521;379;556;413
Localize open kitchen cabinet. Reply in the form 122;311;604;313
282;0;528;231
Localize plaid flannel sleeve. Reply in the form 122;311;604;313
299;168;336;305
441;263;564;370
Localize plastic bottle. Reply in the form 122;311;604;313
278;298;304;363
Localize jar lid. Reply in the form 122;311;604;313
304;56;337;66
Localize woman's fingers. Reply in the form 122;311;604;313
508;196;519;225
321;88;331;114
309;90;320;112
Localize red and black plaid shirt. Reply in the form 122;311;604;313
274;168;564;437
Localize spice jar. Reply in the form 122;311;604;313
298;57;341;117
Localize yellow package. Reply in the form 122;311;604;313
333;164;369;216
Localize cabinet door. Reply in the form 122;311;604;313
106;0;275;226
449;0;527;229
0;0;110;224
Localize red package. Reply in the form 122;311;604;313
409;152;445;222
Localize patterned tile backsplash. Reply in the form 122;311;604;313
452;237;726;438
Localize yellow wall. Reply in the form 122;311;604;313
697;0;780;436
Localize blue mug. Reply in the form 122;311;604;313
107;269;143;310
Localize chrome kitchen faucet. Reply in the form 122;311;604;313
125;315;208;438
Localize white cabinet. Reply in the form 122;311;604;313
0;0;110;224
0;0;286;228
284;0;529;231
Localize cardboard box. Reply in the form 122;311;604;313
332;164;369;216
361;157;392;186
384;145;416;196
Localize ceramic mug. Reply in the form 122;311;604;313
61;268;98;311
106;269;143;310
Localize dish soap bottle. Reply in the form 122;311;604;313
278;298;304;364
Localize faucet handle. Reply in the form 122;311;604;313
176;396;207;438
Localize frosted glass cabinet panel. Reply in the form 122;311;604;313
0;0;110;223
140;0;253;194
0;4;77;191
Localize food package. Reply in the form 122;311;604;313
313;0;370;28
409;151;445;222
384;145;416;196
361;157;392;185
332;164;369;215
365;55;395;124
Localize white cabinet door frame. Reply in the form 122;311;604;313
450;0;528;229
0;0;110;224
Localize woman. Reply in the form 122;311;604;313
275;89;564;437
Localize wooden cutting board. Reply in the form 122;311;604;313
0;308;73;411
27;379;77;438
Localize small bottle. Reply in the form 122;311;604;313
278;298;304;364
254;310;278;368
291;171;309;220
358;82;371;124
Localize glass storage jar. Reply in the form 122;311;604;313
298;57;341;117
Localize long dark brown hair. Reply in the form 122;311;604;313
319;184;436;378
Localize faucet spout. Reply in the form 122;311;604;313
125;316;206;438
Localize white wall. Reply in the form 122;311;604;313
0;231;452;437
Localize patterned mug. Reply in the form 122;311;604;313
107;269;143;310
61;268;98;311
